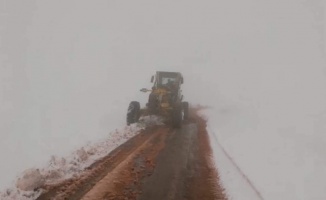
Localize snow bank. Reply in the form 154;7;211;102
0;116;163;200
205;122;262;200
202;102;326;200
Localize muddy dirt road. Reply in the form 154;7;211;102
37;117;226;200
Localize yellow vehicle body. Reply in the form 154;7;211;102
140;87;173;118
128;71;188;128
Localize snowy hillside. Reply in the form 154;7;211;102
1;0;325;199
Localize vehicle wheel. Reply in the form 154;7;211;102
182;101;189;120
127;101;140;125
147;93;158;115
172;106;182;128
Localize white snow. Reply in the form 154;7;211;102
0;0;325;200
205;121;262;200
202;96;326;200
0;116;163;199
16;169;44;191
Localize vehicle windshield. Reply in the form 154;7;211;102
157;72;179;87
161;77;176;85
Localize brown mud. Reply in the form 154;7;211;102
37;115;226;200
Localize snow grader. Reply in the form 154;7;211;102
127;71;189;128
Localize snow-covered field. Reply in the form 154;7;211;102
0;116;163;199
202;84;326;200
0;0;325;199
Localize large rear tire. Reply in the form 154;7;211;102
172;106;182;128
127;101;140;125
182;101;189;120
147;93;158;115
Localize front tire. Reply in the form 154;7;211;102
127;101;140;125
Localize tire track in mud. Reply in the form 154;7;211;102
81;127;168;200
37;126;165;200
37;116;226;200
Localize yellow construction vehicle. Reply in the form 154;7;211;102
127;71;189;128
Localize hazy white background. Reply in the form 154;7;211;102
0;0;325;199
